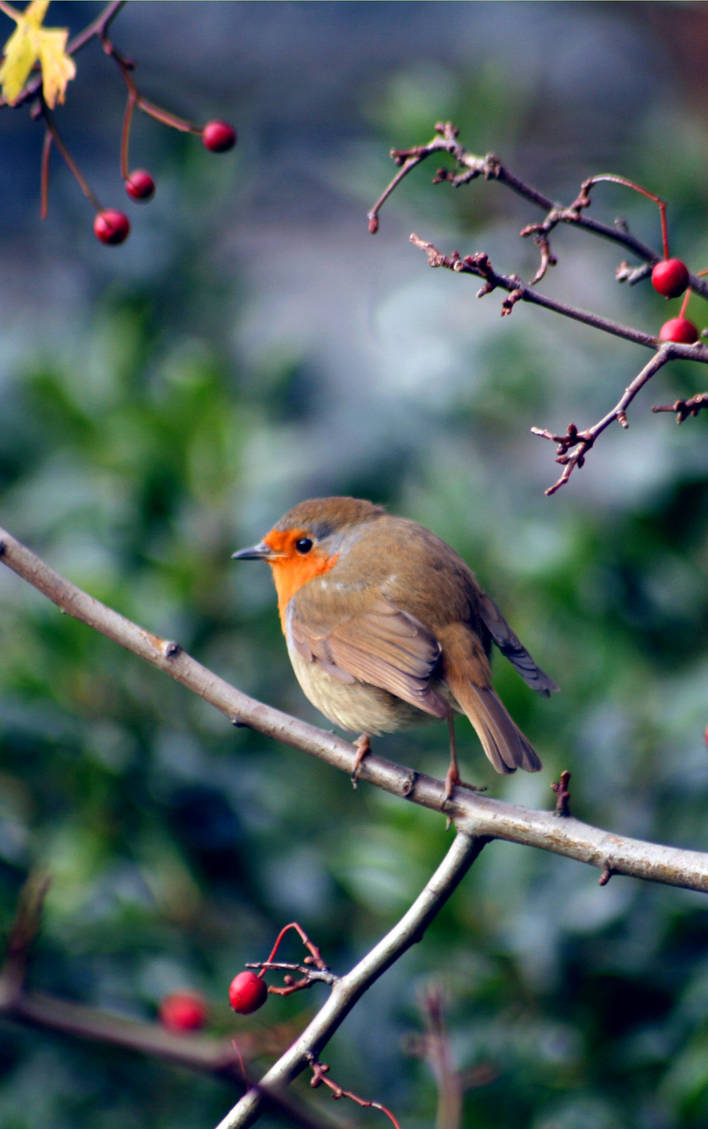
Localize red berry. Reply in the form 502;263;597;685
125;169;155;202
202;120;237;153
651;258;690;299
159;991;207;1033
228;971;267;1014
658;316;699;344
93;209;130;245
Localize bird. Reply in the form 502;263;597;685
233;496;558;802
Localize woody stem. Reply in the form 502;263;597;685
215;830;487;1129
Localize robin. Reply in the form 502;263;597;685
233;496;558;801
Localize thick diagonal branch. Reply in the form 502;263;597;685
214;830;486;1129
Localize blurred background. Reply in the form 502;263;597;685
1;3;707;1127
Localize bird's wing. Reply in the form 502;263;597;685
477;590;559;696
289;590;450;719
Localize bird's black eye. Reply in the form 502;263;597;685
295;537;313;555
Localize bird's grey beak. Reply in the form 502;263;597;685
231;540;275;561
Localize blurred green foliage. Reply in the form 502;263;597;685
1;4;707;1128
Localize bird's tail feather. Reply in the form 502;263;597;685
447;675;542;775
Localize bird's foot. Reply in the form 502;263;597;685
351;734;371;789
440;766;487;828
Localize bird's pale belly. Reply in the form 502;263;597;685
287;640;429;735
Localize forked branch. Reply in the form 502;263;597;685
0;525;706;893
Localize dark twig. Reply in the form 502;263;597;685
652;392;708;422
410;234;708;354
410;234;708;493
371;122;708;300
530;346;702;494
417;986;463;1129
1;871;51;1003
307;1055;402;1129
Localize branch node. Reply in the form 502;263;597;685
501;287;524;316
401;770;418;798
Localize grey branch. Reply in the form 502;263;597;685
214;830;486;1129
0;524;706;893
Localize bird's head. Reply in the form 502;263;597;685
232;496;385;622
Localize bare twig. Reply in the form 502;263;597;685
409;234;708;493
0;525;706;893
409;234;708;353
371;122;708;300
530;346;701;494
652;392;708;422
1;871;51;1003
307;1056;402;1129
418;986;464;1129
0;985;246;1081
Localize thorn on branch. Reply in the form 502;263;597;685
598;861;614;886
551;770;572;817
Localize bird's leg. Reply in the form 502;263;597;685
443;717;487;809
442;716;460;806
351;733;371;788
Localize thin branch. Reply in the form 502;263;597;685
0;986;246;1081
409;233;708;494
370;122;708;300
530;347;683;495
214;830;486;1129
0;525;706;893
409;234;708;354
652;392;708;422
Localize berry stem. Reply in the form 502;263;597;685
39;129;52;220
134;93;200;134
120;89;136;180
583;173;670;259
263;922;326;971
678;289;692;320
39;100;102;214
105;33;200;135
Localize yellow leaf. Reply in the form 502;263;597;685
22;1;51;27
0;0;75;107
37;26;74;106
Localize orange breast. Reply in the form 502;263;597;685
264;528;339;631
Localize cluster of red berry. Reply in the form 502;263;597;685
651;257;699;343
94;119;236;246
